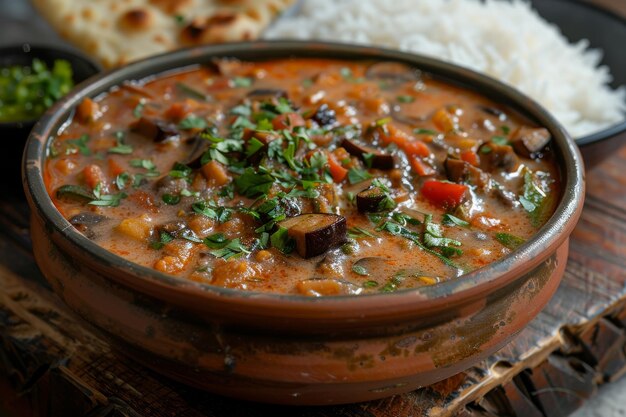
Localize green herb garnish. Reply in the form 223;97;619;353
178;114;207;130
347;167;372;184
495;232;525;250
89;183;127;207
108;132;133;155
442;213;470;228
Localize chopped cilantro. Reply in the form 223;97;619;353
442;213;470;228
347;226;377;239
352;264;369;276
178;114;207;130
114;172;130;190
231;77;253;88
414;128;438;135
176;82;209;101
150;231;174;250
347;167;372;184
495;232;525;250
397;95;415;103
66;134;91;156
88;183;127;207
235;167;275;198
108;131;133;155
270;226;295;254
162;193;181;205
133;101;145;118
168;162;192;180
491;135;510;146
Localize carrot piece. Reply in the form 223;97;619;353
460;150;479;167
421;180;467;208
432;108;456;132
108;158;125;177
76;97;99;124
327;153;348;183
410;156;435;177
403;140;431;158
378;124;430;157
82;164;106;190
201;160;230;186
272;113;306;130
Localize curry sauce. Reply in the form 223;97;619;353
45;58;559;295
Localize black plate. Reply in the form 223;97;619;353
0;44;101;194
532;0;626;167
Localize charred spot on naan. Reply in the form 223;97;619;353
180;13;257;44
149;0;192;15
119;8;154;31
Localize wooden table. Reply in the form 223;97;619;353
1;0;625;414
0;139;625;417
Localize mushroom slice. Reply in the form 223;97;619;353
478;142;520;173
511;127;551;158
341;138;394;170
130;117;179;142
279;214;347;259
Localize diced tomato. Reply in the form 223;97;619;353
327;153;348;183
272;113;305;130
421;180;467;208
82;164;106;190
460;150;479;167
410;156;435;177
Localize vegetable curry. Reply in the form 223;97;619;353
45;58;559;296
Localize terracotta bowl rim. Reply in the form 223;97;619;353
22;40;585;313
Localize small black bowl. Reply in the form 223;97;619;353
0;44;101;194
532;0;626;167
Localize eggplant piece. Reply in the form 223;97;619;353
246;89;287;100
365;62;420;85
279;214;347;259
444;157;489;188
56;185;95;203
130;117;179;142
310;103;337;127
476;105;507;121
356;186;388;213
478;142;520;173
184;136;209;168
511;127;551;158
69;212;108;226
341;138;394;170
390;107;429;126
69;212;109;239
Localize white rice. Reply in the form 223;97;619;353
264;0;626;138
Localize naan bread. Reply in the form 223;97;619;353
32;0;295;68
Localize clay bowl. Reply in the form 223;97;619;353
23;41;585;405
